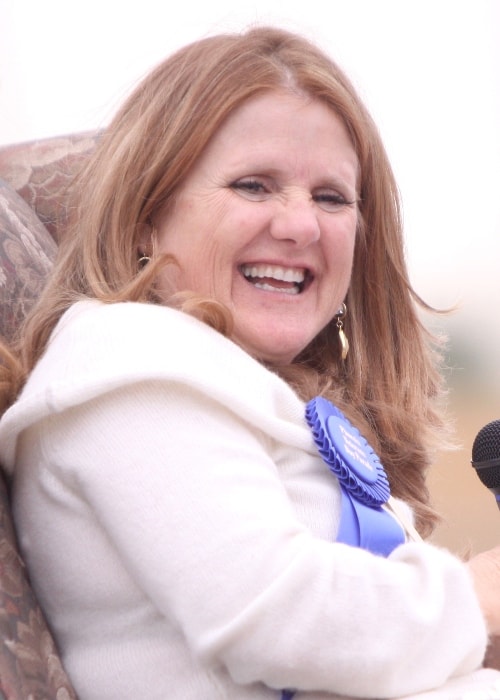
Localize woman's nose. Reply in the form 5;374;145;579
269;198;321;248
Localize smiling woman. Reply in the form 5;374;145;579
153;91;358;365
1;24;500;700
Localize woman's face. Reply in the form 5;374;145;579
155;90;359;365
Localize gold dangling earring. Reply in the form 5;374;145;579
335;303;349;361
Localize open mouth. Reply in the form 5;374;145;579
240;264;312;295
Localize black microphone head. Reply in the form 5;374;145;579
471;419;500;491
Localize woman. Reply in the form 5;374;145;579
0;26;499;700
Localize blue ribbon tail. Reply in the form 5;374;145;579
337;486;405;557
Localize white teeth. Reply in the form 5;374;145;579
241;264;306;283
254;282;300;295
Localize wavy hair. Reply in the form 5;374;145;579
0;26;448;534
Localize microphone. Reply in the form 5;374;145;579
471;419;500;510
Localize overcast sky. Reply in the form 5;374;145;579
1;0;500;388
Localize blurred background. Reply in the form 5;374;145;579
1;0;499;554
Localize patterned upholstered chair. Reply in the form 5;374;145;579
0;132;98;700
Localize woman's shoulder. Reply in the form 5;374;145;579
0;301;307;471
50;299;279;384
56;298;221;344
51;299;241;360
29;299;276;391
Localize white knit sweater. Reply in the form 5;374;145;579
0;301;490;699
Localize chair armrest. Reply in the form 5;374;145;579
0;471;77;699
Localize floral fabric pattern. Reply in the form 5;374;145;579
0;132;98;242
0;471;77;699
0;180;57;341
0;136;88;698
0;131;98;341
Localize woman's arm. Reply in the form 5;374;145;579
468;548;500;636
32;380;487;698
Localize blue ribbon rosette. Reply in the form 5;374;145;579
280;397;405;700
305;396;405;557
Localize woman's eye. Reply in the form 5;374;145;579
313;192;355;212
230;179;269;198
